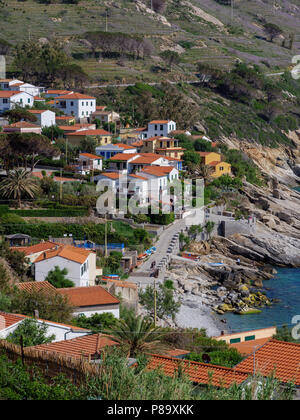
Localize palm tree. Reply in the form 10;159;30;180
0;169;39;208
190;163;214;185
103;312;167;358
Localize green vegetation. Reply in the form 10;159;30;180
45;266;75;289
6;319;55;347
72;312;118;333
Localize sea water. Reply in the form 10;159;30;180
222;268;300;333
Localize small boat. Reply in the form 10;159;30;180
181;252;200;261
138;253;148;261
102;275;121;281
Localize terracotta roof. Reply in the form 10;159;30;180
141;166;174;177
28;110;48;114
236;339;300;386
55;93;96;100
58;285;120;307
34;245;92;264
143;136;162;142
131;155;162;164
96;106;106;110
30;333;117;359
67;129;111;136
164;349;191;358
34;96;45;101
102;279;137;289
0;311;87;331
131;141;143;147
109;153;138;162
128;174;148;181
10;241;58;256
32;172;76;183
149;120;170;124
230;338;271;357
55;115;74;120
58;124;92;131
80;153;103;160
209;161;228;167
148;354;248;388
101;172;121;180
16;281;57;294
47;90;73;95
6;121;39;128
116;143;136;150
0;91;23;98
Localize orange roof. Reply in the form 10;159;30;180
34;96;45;101
58;124;92;131
0;91;23;98
128;174;148;181
109;153;138;162
148;354;248;388
96;106;106;110
6;121;39;128
34;245;92;264
10;241;59;256
30;333;117;359
47;90;73;95
116;143;136;150
141;166;174;177
130;155;162;165
230;338;271;356
58;285;119;307
28;110;49;114
56;115;74;120
164;349;191;358
31;172;76;183
131;141;143;147
80;153;103;160
101;172;121;180
16;281;57;294
143;136;162;142
236;339;300;386
198;152;211;156
0;311;87;331
102;278;137;289
209;161;229;167
55;93;96;100
67;129;111;136
149;120;170;124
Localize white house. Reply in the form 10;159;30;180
96;143;137;160
12;82;42;97
34;245;97;287
92;172;121;189
0;91;34;114
58;286;120;318
77;153;103;174
53;92;96;120
144;120;176;139
0;79;24;90
28;109;56;128
3;121;42;134
0;311;89;342
138;166;179;204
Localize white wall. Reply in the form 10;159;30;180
0;319;89;342
146;121;176;138
0;92;34;113
35;255;91;287
55;98;96;119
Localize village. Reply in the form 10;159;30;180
0;77;299;400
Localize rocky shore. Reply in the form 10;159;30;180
166;178;300;334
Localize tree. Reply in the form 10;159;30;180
6;318;55;347
10;288;74;324
205;221;215;240
73;312;117;333
0;169;39;208
160;50;181;69
103;312;167;357
80;136;97;154
139;280;181;321
3;107;38;124
273;325;299;343
45;266;75;288
263;23;283;43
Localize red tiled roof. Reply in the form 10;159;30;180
28;110;48;114
164;349;191;358
116;143;136;150
148;354;249;388
236;339;300;386
67;129;111;136
47;90;73;95
58;285;120;307
131;155;162;164
34;245;92;264
10;241;58;256
230;338;271;357
109;153;138;162
55;93;96;100
80;153;103;160
102;279;137;289
30;333;117;359
16;281;57;294
56;115;74;120
6;121;38;128
141;166;174;177
101;172;121;180
128;174;148;181
0;91;23;98
149;120;170;124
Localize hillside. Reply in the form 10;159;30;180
2;0;300;83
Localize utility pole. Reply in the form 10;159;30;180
150;0;153;10
65;139;68;164
60;168;63;202
154;277;157;327
105;9;108;32
231;0;234;25
105;213;108;257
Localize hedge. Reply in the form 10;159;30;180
9;209;88;217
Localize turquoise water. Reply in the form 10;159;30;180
222;268;300;333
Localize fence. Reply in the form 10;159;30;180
0;340;100;385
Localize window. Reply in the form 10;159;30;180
3;99;8;104
230;338;241;344
82;102;84;106
160;125;163;130
86;102;88;106
91;102;93;106
155;124;157;130
245;335;256;342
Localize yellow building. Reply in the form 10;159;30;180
198;152;231;178
66;129;113;146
